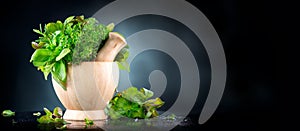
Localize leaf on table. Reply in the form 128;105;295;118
1;110;15;117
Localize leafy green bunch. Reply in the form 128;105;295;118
35;107;94;130
36;107;67;130
30;15;129;90
105;87;165;119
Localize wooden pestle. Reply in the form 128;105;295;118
95;32;127;62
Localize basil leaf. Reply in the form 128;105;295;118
122;87;148;105
64;16;75;25
140;88;154;100
30;49;53;66
2;110;15;117
144;98;165;109
37;107;67;130
55;48;70;61
53;107;63;118
115;45;130;72
117;61;130;72
31;42;45;49
45;23;59;34
33;29;45;36
40;62;55;80
52;60;67;83
52;75;66;91
115;45;129;62
32;61;47;67
43;107;52;117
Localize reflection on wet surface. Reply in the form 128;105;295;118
1;111;196;131
66;115;188;131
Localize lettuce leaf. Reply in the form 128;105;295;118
105;87;164;119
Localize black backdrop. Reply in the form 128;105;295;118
1;0;280;130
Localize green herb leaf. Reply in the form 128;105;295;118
143;98;165;118
45;21;63;35
37;107;67;130
121;87;148;105
121;87;154;105
30;49;53;65
106;23;115;32
53;107;63;118
33;29;45;36
140;88;154;99
31;41;45;49
144;98;164;109
52;60;67;83
2;110;15;117
43;107;52;117
40;62;55;80
105;87;164;119
84;118;94;128
117;61;130;72
63;16;75;25
115;45;130;72
56;48;70;61
52;75;67;90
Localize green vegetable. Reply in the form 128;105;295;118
115;45;130;72
30;15;130;90
2;110;15;117
36;107;67;130
30;16;84;90
105;87;164;119
84;118;94;128
72;17;111;64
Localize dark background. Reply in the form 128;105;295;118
1;0;281;130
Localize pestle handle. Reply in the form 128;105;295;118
95;32;127;62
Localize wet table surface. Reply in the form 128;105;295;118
1;111;201;131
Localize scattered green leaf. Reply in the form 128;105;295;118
115;45;130;72
2;110;15;117
53;106;63;118
84;118;94;128
56;48;71;61
105;87;164;119
36;107;67;130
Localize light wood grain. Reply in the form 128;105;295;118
52;62;119;121
95;32;127;61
